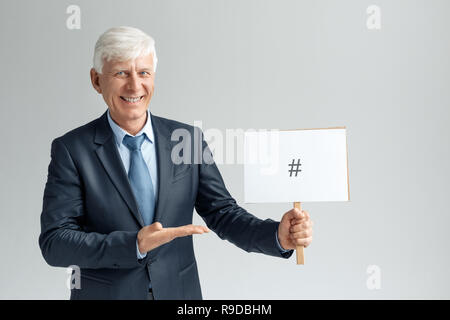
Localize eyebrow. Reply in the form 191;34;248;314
110;68;127;73
111;68;153;73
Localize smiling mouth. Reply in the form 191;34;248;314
120;96;144;103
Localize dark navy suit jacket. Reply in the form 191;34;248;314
39;111;293;300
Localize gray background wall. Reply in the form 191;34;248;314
0;0;449;299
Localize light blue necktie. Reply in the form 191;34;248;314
123;134;155;226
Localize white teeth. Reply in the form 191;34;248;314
123;96;141;102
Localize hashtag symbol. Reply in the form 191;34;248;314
288;159;302;177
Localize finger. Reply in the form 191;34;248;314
289;211;308;224
291;216;312;226
293;220;311;231
289;221;312;233
303;210;310;220
178;225;205;236
299;210;309;221
296;209;306;220
304;236;313;248
149;221;164;231
285;208;301;221
289;230;312;240
294;236;313;247
170;224;209;238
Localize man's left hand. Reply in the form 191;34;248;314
277;208;313;250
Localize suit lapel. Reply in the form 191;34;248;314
93;111;176;229
150;113;174;224
94;112;145;228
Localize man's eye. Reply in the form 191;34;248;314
116;71;125;76
140;71;150;75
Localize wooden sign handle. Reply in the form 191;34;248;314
294;202;305;265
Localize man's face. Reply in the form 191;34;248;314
90;54;155;124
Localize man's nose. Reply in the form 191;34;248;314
127;73;141;91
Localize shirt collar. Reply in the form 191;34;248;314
107;109;155;146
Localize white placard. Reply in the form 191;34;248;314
244;128;349;203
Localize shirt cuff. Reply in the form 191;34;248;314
136;238;147;259
275;229;291;253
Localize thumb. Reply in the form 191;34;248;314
286;208;303;220
150;222;163;231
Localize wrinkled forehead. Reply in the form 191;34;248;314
103;53;154;71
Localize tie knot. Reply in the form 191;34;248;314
123;134;146;151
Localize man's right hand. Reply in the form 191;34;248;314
137;222;210;254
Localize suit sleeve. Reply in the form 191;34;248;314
39;138;147;269
194;129;293;259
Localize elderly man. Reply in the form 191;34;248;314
39;26;313;300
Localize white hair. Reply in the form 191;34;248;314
93;26;158;74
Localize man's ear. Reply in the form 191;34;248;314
90;68;102;94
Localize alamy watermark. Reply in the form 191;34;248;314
366;5;381;30
66;5;81;30
66;265;81;289
366;265;381;290
170;120;280;174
